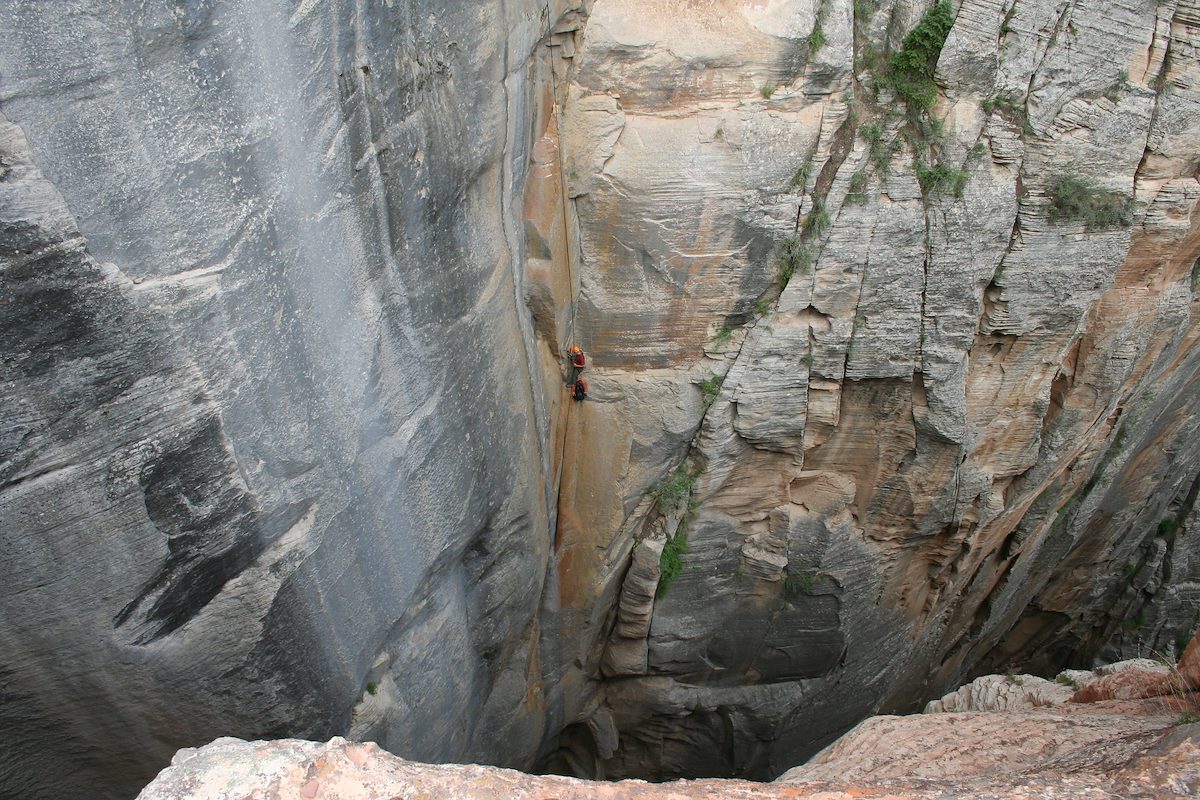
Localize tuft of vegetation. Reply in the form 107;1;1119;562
917;162;968;197
1004;671;1024;686
714;325;734;346
846;171;870;205
884;0;955;114
778;237;814;285
754;298;772;317
1111;423;1130;454
790;156;814;191
1055;674;1080;690
1105;68;1130;102
784;570;823;598
761;83;777;99
651;466;700;512
802;200;831;237
698;373;724;407
658;530;689;596
859;123;892;174
366;682;379;695
1159;516;1182;537
809;23;827;53
1123;562;1137;577
982;94;1033;136
652;464;703;596
1047;173;1135;230
854;0;877;26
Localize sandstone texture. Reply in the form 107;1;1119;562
136;658;1200;798
549;0;1200;780
4;0;1200;797
138;705;1199;799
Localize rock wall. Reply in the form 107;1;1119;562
0;2;583;797
3;0;1200;797
548;0;1200;781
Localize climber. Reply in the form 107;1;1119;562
570;345;587;369
572;378;588;401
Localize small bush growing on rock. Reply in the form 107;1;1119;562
846;171;870;205
761;83;777;99
917;163;968;197
658;531;689;596
854;0;877;26
366;682;378;695
808;23;826;53
754;299;772;317
802;201;831;237
651;466;700;511
698;374;724;407
859;123;892;173
1047;174;1134;230
981;95;1028;135
1055;674;1080;690
784;570;822;598
883;0;954;114
1120;613;1147;631
1159;516;1182;536
714;325;734;346
790;156;814;190
778;237;813;285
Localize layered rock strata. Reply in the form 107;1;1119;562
4;0;1200;796
549;0;1200;780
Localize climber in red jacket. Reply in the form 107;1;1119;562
571;345;587;369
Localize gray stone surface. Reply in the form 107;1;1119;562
0;2;581;798
4;0;1200;797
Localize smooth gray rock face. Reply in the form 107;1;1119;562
0;2;576;798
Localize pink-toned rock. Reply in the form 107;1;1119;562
1178;630;1200;690
1070;668;1176;704
139;698;1199;800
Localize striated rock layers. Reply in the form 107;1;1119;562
4;0;1200;797
549;0;1200;781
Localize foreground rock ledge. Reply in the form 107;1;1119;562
141;702;1198;800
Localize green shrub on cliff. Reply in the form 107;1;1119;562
917;162;968;197
778;237;813;285
1047;173;1134;230
884;0;954;114
651;466;699;511
658;531;689;596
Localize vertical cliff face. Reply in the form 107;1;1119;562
2;0;1200;797
551;0;1200;781
0;2;584;797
